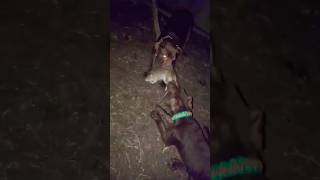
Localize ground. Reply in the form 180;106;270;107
1;0;106;179
110;1;210;179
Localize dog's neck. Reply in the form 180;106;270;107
171;106;193;126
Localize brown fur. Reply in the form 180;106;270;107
153;40;181;68
151;82;210;179
151;0;192;68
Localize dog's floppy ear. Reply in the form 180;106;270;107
172;46;182;60
187;96;193;110
249;110;265;151
176;46;183;55
172;46;183;60
154;41;160;54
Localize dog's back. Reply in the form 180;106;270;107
175;119;210;179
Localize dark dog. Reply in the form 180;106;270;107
212;68;267;180
150;82;210;180
152;0;194;68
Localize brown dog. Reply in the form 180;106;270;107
212;68;267;179
151;82;210;180
151;0;194;68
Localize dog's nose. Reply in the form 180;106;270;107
143;72;149;77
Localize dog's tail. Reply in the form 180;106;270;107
152;0;161;40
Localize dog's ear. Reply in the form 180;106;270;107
154;41;160;53
172;47;182;60
176;46;183;55
187;96;193;110
249;110;265;151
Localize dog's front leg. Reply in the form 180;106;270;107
151;110;173;146
155;105;175;129
159;88;168;103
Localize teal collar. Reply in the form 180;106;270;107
171;111;192;124
211;157;263;180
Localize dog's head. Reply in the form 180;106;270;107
154;39;182;66
212;78;265;178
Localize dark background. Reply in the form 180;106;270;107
213;0;320;179
1;0;107;179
